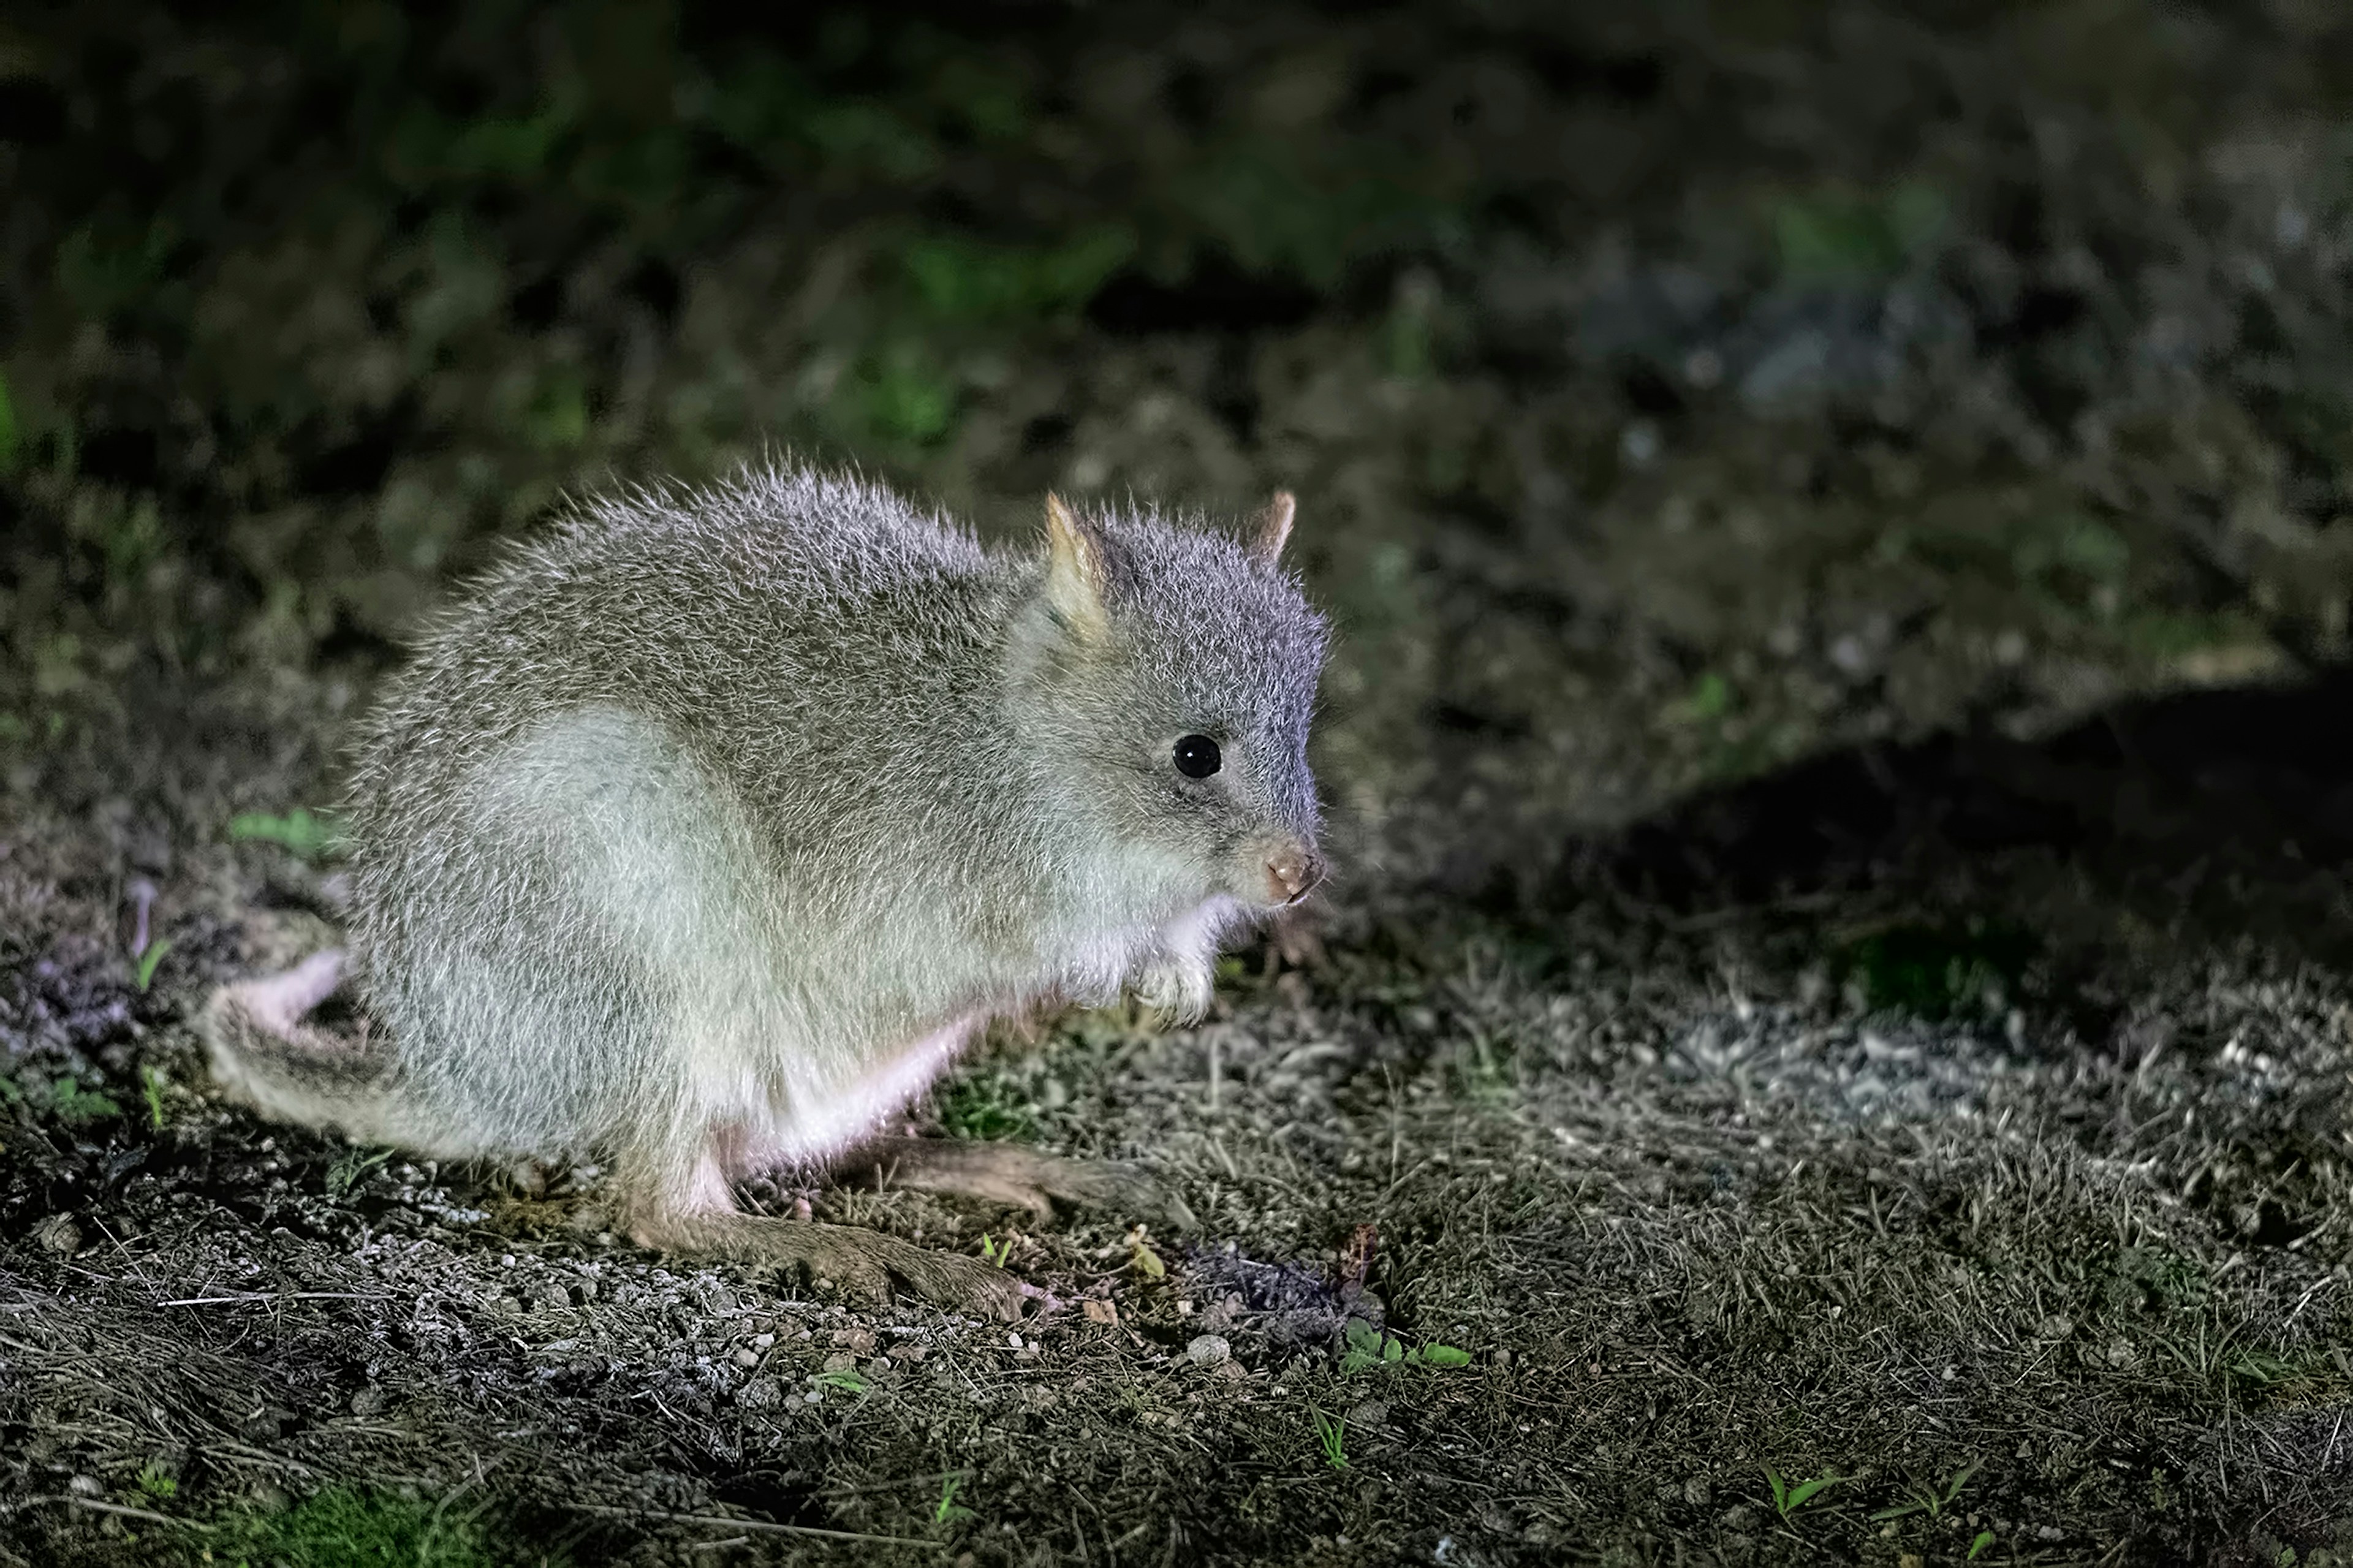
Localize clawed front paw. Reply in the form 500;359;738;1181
1132;954;1213;1022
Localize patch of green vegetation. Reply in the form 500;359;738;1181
1448;1024;1519;1098
1871;1461;1977;1522
2119;607;2262;661
1896;505;2151;629
934;1070;1037;1142
1762;1465;1849;1523
140;1064;169;1129
327;1146;395;1200
1171;137;1459;292
1311;1409;1349;1471
852;354;960;447
1665;670;1735;725
2102;1246;2210;1314
229;806;346;863
932;1473;975;1529
136;1461;178;1502
134;936;173;993
54;214;180;319
1771;180;1947;282
2222;1348;2308;1388
1840;919;2037;1020
2014;512;2131;594
1379;273;1441;381
521;371;590;452
48;1074;123;1126
211;1485;544;1568
1339;1320;1471;1373
901;226;1136;324
1127;1227;1167;1281
816;1367;870;1395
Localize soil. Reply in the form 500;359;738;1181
4;2;2353;1564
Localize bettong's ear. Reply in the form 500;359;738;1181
1247;490;1296;568
1043;493;1111;638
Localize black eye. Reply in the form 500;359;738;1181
1173;734;1221;779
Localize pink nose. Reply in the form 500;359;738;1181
1264;845;1325;905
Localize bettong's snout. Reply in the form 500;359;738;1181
1262;840;1325;906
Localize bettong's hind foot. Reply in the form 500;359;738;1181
841;1134;1195;1229
631;1208;1036;1320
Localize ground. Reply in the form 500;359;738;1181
4;2;2353;1564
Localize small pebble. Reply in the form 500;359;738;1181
32;1215;80;1258
1185;1334;1232;1367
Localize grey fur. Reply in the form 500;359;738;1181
202;465;1327;1311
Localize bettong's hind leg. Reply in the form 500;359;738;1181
841;1135;1195;1229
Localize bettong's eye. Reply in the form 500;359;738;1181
1173;734;1222;779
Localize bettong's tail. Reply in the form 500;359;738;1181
198;950;419;1145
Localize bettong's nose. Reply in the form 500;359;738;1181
1264;844;1325;906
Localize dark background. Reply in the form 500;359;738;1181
5;4;2353;1565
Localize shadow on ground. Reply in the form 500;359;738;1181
1566;668;2353;979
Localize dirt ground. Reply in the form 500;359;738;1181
5;2;2353;1564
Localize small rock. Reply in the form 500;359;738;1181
731;1347;760;1369
831;1327;876;1354
1185;1334;1232;1367
821;1352;857;1374
349;1386;387;1417
67;1474;102;1497
738;1377;783;1411
1082;1298;1119;1325
31;1214;80;1258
